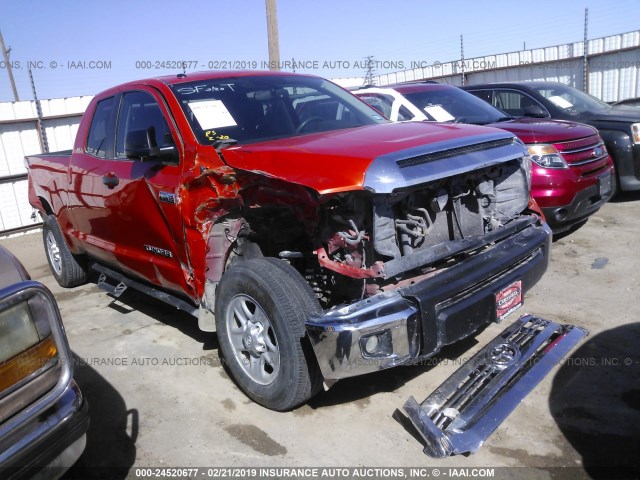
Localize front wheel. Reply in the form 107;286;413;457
215;257;323;411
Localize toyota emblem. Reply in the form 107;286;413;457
487;342;520;367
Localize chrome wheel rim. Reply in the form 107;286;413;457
225;294;280;385
46;231;62;276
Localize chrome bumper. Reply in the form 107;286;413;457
402;315;587;458
305;292;420;380
305;221;551;382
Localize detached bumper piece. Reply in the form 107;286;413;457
403;315;587;458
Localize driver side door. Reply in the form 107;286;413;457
71;88;192;298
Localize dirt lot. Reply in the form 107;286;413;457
2;193;639;479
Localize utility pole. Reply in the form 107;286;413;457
265;0;280;71
28;68;48;153
583;8;589;93
460;35;466;85
0;29;19;101
363;56;376;86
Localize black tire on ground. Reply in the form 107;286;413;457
215;257;323;411
610;167;620;198
42;214;88;287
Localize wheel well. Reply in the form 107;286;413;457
38;196;54;216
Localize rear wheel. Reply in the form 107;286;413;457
42;215;88;287
215;257;322;410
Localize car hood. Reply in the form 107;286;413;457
0;245;30;290
487;117;597;144
586;106;640;123
221;122;524;194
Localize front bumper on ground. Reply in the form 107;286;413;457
403;315;587;457
305;220;552;381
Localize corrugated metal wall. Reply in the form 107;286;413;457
0;96;92;233
370;31;640;103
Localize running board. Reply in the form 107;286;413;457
97;272;128;297
92;264;199;317
403;315;587;458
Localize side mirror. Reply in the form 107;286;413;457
124;127;160;160
125;127;178;163
522;105;548;118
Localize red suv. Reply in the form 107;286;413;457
355;83;615;233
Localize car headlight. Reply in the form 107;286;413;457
0;286;59;394
632;123;640;145
527;144;568;169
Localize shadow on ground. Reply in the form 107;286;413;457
549;323;640;479
105;287;218;351
609;190;640;204
63;354;137;480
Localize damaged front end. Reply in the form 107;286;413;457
303;133;551;380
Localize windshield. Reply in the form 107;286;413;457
170;75;386;145
403;86;509;125
532;84;610;115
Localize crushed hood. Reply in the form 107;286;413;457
221;122;524;194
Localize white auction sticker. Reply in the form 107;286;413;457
547;95;573;109
188;100;237;129
424;105;455;122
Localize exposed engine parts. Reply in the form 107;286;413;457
237;157;531;307
313;159;531;300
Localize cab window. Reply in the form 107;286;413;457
492;90;543;117
115;91;176;159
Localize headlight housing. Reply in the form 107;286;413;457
631;123;640;145
0;287;59;395
527;144;568;169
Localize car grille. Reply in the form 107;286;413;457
554;134;608;168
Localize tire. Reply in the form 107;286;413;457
610;168;620;198
42;214;88;287
215;257;323;411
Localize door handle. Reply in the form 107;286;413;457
102;173;119;189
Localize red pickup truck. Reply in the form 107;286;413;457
26;71;584;456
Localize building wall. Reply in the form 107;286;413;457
0;96;91;233
367;31;640;103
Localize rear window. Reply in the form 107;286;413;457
86;97;115;158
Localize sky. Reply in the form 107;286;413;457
0;0;639;102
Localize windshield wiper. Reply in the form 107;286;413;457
493;116;513;123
